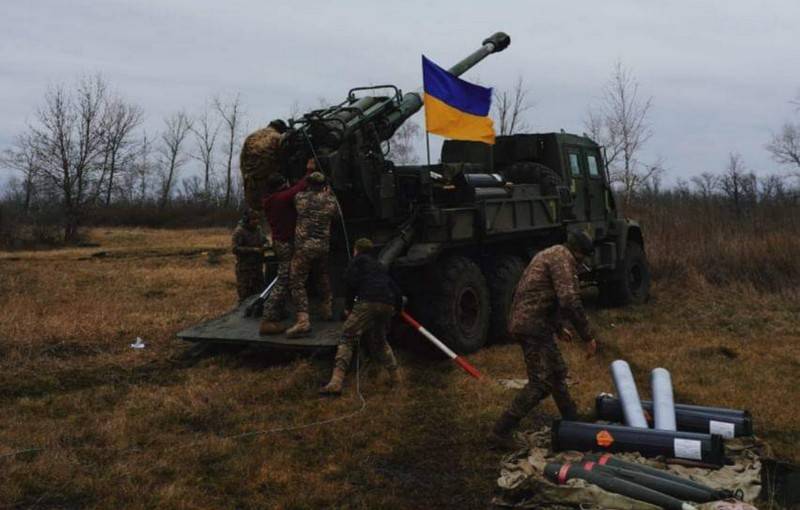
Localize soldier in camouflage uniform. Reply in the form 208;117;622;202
258;159;314;335
285;171;338;338
231;209;267;303
239;119;288;211
488;230;599;449
320;238;404;396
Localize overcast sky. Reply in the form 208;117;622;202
2;0;799;187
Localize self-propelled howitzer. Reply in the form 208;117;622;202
179;31;651;355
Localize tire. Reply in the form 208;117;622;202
601;242;651;306
426;256;491;354
485;255;526;343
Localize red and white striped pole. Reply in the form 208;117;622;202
400;310;483;380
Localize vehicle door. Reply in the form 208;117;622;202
584;149;609;233
564;146;588;223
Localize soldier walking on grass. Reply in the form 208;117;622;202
231;209;267;303
488;230;599;449
259;159;314;335
285;170;338;338
320;238;404;395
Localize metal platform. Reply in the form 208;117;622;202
177;296;341;349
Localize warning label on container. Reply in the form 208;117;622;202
673;438;702;460
596;430;614;448
709;420;735;438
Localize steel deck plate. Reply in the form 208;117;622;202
177;297;341;348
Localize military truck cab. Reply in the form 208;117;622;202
388;132;650;353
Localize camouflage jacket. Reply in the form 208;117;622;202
231;224;266;264
239;126;282;180
293;190;337;251
508;244;593;341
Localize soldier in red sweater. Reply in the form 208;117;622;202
258;159;314;335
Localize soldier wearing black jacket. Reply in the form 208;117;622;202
320;238;403;396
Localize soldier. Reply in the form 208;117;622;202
231;209;267;303
320;238;404;396
285;171;338;338
488;230;599;449
258;159;314;335
239;119;288;211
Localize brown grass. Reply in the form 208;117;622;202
0;227;798;509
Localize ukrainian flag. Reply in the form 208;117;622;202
422;55;495;145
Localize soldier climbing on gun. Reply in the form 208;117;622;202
239;119;288;211
284;170;338;338
258;158;315;335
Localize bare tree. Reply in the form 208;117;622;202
766;123;800;174
586;61;660;207
213;94;243;207
131;132;152;203
1;134;40;212
190;106;220;198
158;111;192;208
720;153;756;217
758;174;786;202
766;90;800;177
386;121;421;164
493;75;534;136
690;172;720;200
31;76;110;241
100;96;143;206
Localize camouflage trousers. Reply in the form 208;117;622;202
506;329;577;421
289;246;331;315
333;302;398;373
235;262;264;303
262;240;293;321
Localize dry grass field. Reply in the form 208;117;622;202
1;227;798;509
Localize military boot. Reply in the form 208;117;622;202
259;319;286;336
319;367;346;396
487;411;521;451
286;312;311;338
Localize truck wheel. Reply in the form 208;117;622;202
602;242;650;306
486;255;526;343
428;256;491;354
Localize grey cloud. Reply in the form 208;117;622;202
1;0;799;186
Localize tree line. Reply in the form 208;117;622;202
493;63;800;210
2;68;799;246
1;75;246;242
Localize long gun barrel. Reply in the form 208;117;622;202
383;32;511;137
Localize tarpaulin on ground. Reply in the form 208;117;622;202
492;426;767;510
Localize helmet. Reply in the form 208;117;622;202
354;238;374;253
242;208;260;223
308;171;326;185
268;119;288;133
566;230;594;256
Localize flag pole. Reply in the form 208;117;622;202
425;131;431;165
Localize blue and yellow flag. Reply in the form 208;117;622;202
422;55;495;145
